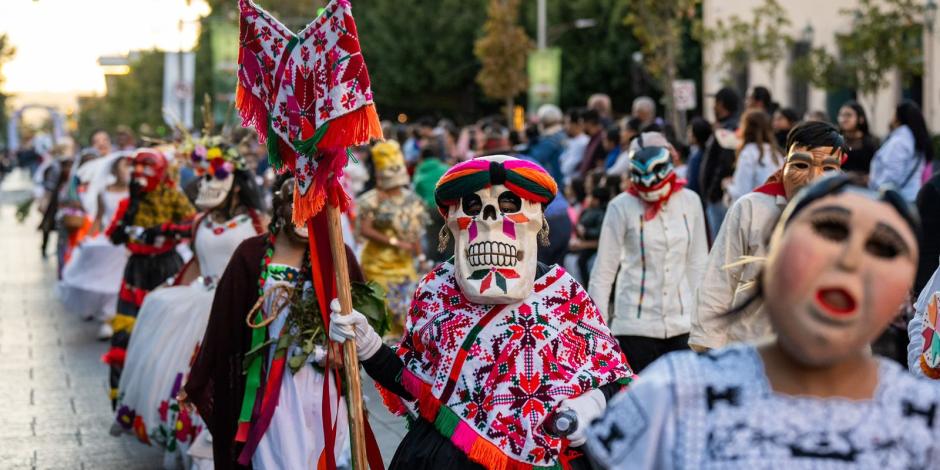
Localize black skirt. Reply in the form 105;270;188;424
388;418;593;470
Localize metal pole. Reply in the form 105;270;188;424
537;0;547;50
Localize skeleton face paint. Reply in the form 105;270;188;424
131;150;167;193
447;156;543;304
629;146;675;202
195;172;235;210
763;191;917;367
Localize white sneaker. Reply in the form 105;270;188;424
97;323;113;341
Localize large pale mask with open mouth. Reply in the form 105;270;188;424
195;173;235;210
445;156;545;304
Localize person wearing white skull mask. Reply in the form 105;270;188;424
589;133;708;372
112;141;268;467
329;155;634;470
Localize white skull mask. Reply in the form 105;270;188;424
447;158;543;304
195;173;235;210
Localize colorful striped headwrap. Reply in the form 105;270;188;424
434;156;558;215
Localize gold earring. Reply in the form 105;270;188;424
538;216;550;246
437;225;451;253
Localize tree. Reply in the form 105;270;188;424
792;0;924;119
703;0;792;91
0;34;16;150
517;0;645;112
77;50;167;143
474;0;533;124
355;0;488;121
625;0;699;129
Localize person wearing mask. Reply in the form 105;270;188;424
837;100;879;176
589;175;936;469
772;107;799;149
726;110;784;205
690;121;845;352
870;100;934;202
559;108;589;183
578;109;608;175
356;142;428;338
590;135;708;372
525;104;567;187
685;117;713;196
745;85;777;115
329;155;633;470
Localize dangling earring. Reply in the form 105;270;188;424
437;225;451;253
538;216;550;246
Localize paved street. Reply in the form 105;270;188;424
0;171;405;469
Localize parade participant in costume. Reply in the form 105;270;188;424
58;152;132;339
587;174;939;469
113;140;266;464
182;174;388;470
588;134;708;372
690;121;845;351
907;264;940;378
357;141;428;337
330;155;634;470
104;148;196;405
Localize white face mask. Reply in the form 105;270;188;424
195;173;235;210
446;157;542;304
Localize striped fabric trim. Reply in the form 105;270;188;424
637;215;646;319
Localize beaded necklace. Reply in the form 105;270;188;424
256;232;276;297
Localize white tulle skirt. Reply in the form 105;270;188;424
58;234;127;318
114;281;215;464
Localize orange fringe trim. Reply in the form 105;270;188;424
376;369;566;470
318;104;383;149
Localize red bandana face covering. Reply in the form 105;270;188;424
628;172;686;221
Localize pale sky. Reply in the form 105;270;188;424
1;0;210;95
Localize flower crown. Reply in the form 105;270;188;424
185;136;247;180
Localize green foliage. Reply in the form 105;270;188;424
792;0;924;97
77;50;168;144
474;0;533;120
625;0;699;125
355;0;489;121
703;0;792;83
520;0;645;111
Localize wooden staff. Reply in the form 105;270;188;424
325;203;369;469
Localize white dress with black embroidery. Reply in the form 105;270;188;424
586;345;940;469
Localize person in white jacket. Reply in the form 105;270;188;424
725;109;783;205
689;121;845;351
870;100;934;202
589;135;708;371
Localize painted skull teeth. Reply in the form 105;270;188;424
466;241;518;267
